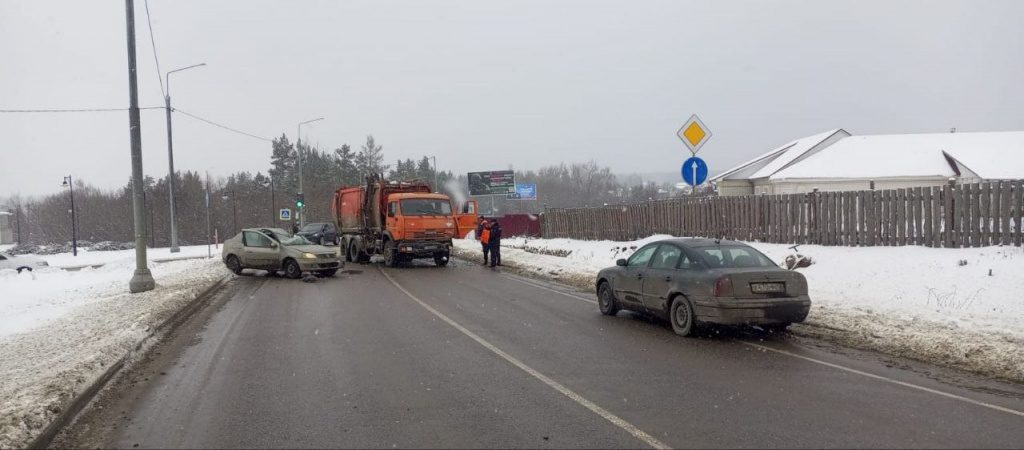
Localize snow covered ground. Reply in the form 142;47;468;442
0;249;228;448
32;244;213;269
453;236;1024;382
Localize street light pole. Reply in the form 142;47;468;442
267;178;276;228
61;176;77;256
125;0;155;293
164;62;206;253
432;156;438;192
296;117;324;228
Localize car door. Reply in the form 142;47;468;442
614;244;658;308
324;223;337;242
242;231;279;269
641;244;683;313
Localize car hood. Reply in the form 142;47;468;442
287;244;335;254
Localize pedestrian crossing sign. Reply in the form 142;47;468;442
280;209;292;221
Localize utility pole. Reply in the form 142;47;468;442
432;156;438;192
206;171;212;258
62;175;78;256
125;0;155;293
268;178;276;228
296;117;323;227
164;62;206;254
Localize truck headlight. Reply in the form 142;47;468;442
303;252;317;259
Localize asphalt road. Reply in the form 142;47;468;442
60;258;1024;449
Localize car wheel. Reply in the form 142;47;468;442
16;267;32;274
319;268;338;277
225;255;243;275
598;282;619;316
434;252;449;267
383;240;397;267
670;295;699;337
334;237;340;246
283;259;302;279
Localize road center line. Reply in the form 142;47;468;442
501;274;598;305
379;268;669;450
740;341;1024;418
504;271;1024;419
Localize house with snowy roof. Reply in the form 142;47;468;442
712;129;1024;196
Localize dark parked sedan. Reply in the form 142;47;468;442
595;238;810;336
296;222;339;246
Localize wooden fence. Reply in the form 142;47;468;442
541;180;1024;248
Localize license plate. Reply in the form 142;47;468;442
750;282;785;294
424;245;437;250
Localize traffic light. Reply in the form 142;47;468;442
296;193;305;209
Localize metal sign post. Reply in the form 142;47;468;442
677;114;712;196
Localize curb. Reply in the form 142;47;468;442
27;275;232;449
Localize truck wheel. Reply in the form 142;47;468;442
283;259;303;279
383;240;397;267
434;252;449;267
343;240;353;262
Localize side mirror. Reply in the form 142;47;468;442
270;242;278;249
616;259;627;267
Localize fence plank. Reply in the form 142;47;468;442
922;187;933;246
832;192;841;246
980;182;990;245
894;189;905;246
1016;180;1023;247
1001;181;1012;245
969;183;981;247
910;187;921;245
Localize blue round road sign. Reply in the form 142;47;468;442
682;157;708;186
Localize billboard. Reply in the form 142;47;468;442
506;183;537;200
468;170;516;196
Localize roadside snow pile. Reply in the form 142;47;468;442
24;244;211;269
453;236;1024;382
0;258;228;448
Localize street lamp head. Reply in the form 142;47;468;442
61;176;70;188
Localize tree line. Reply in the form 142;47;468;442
2;134;698;247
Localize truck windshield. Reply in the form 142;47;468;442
400;199;452;216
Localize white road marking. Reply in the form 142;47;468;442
741;341;1024;418
504;271;1024;420
379;268;669;450
501;274;598;305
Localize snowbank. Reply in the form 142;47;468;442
0;258;229;448
31;244;213;269
453;236;1024;382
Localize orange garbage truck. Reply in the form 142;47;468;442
333;175;475;267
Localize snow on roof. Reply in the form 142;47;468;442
711;129;843;182
771;131;1024;180
940;132;1024;179
749;129;846;179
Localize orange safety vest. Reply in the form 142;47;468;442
481;227;491;244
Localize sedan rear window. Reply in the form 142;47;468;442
696;246;777;268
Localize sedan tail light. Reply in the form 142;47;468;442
714;276;734;297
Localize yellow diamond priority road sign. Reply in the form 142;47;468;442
677;114;712;153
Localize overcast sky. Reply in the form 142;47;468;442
2;0;1022;197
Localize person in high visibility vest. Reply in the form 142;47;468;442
479;218;491;265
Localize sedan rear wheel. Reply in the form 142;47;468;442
16;267;32;274
670;296;698;337
598;282;619;316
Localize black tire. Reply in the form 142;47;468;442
16;267;32;274
669;295;699;337
334;237;340;246
318;268;338;278
318;237;325;246
434;252;450;267
383;240;397;267
225;255;243;275
283;259;303;279
343;241;353;262
598;282;619;316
